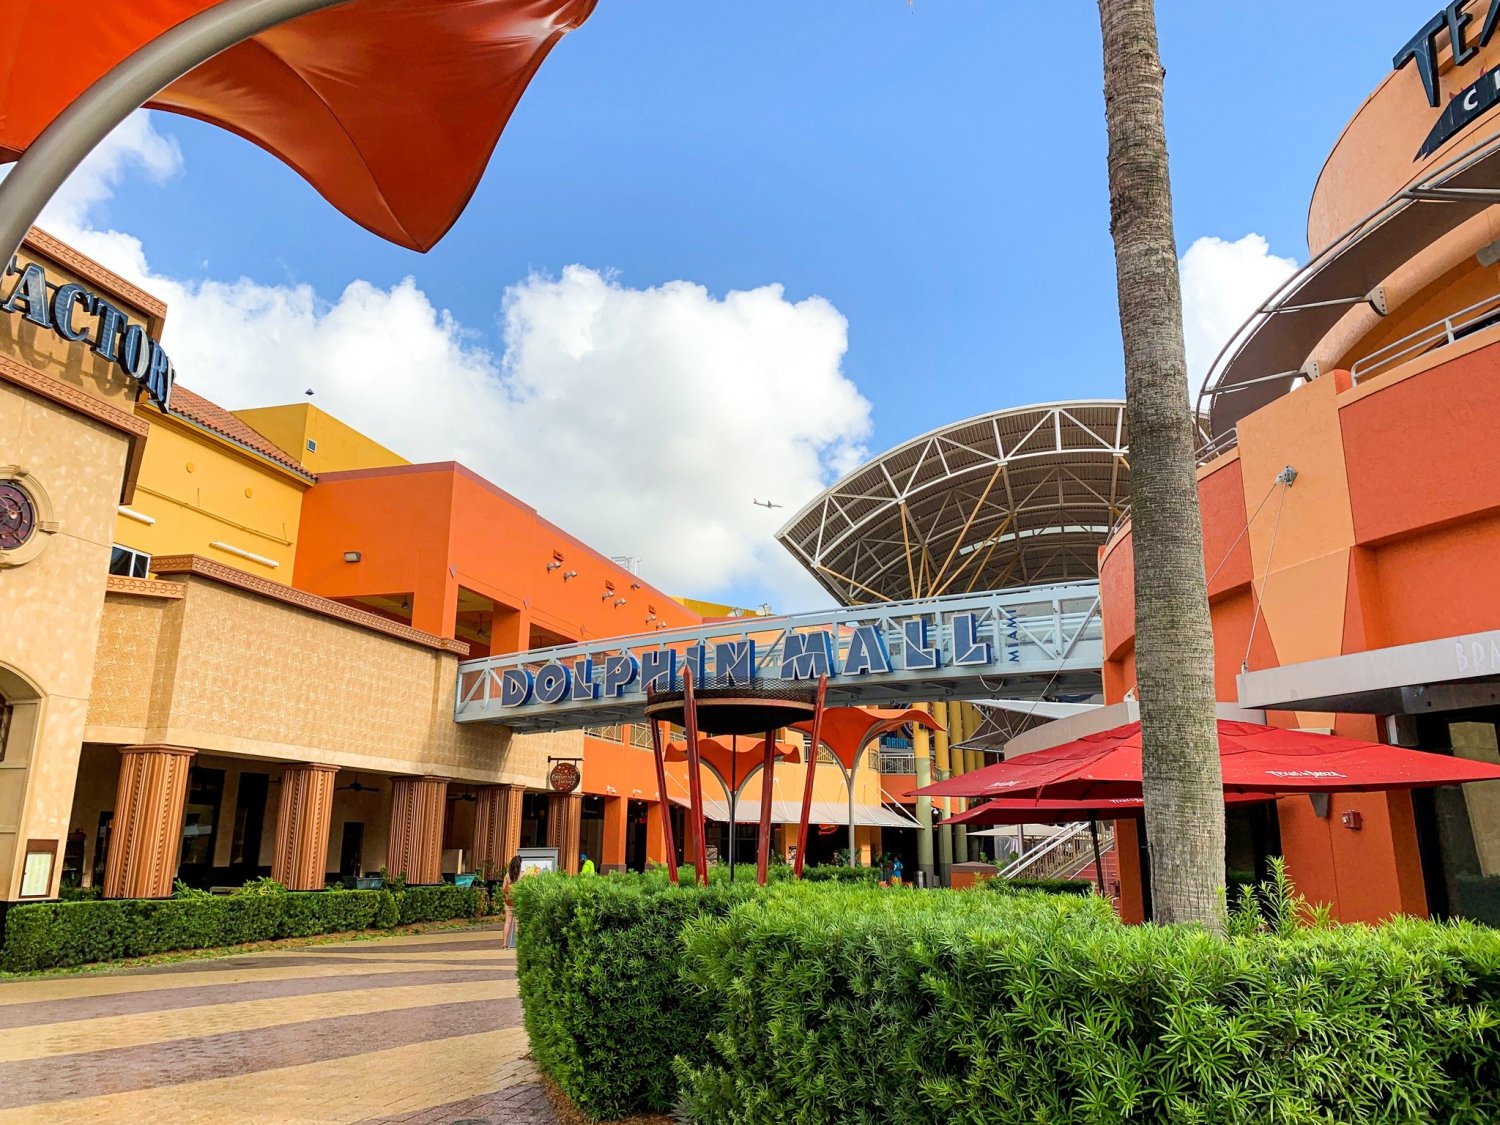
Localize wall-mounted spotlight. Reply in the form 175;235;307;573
601;590;614;600
645;612;657;623
562;570;578;580
630;582;641;590
546;560;562;571
343;551;362;563
614;597;628;607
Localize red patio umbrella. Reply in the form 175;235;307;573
948;791;1276;827
912;720;1500;801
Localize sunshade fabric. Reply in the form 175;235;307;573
668;796;916;829
946;792;1275;827
912;720;1500;800
790;706;941;771
0;0;596;250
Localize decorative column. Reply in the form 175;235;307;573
271;764;339;891
913;706;935;883
601;796;629;873
474;784;524;879
387;775;448;885
548;792;582;875
934;702;953;885
948;703;970;865
103;745;195;899
646;802;667;867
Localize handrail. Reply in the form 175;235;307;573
1351;289;1500;383
1000;821;1091;879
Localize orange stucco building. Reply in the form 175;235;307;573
0;225;897;906
1102;12;1500;925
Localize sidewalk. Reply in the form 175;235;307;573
0;926;552;1124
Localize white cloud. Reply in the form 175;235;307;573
1179;233;1298;398
34;113;868;610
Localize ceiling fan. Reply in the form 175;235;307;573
336;774;379;793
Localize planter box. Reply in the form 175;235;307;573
341;876;384;890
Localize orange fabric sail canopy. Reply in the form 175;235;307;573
0;0;596;250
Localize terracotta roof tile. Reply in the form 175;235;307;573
167;386;316;480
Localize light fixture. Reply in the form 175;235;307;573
562;570;578;580
646;612;657;623
614;597;628;607
630;582;641;590
601;590;614;600
343;550;362;563
546;561;562;571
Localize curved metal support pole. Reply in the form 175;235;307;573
794;675;829;878
681;666;709;885
0;0;353;268
755;731;775;885
647;718;678;884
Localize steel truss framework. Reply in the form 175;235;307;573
775;401;1129;607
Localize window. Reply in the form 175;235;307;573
306;438;317;452
108;544;150;579
0;694;10;763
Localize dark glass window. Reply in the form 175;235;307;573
108;544;150;579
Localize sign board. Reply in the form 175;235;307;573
1395;2;1500;156
517;847;560;876
1;258;174;409
548;761;581;793
456;585;1104;732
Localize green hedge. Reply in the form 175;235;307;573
513;871;757;1120
2;882;485;972
398;883;485;925
516;873;1500;1123
986;876;1095;895
677;889;1500;1124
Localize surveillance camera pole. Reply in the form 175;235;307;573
0;0;353;270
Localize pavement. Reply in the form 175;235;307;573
0;926;558;1124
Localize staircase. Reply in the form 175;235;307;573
1001;820;1118;893
1070;844;1120;896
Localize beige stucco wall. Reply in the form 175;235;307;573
85;573;574;786
0;383;132;899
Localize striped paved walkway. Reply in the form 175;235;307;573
0;927;555;1124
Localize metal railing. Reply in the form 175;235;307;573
1352;290;1500;384
1000;820;1114;882
878;752;916;775
584;723;623;742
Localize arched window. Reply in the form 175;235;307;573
0;693;11;762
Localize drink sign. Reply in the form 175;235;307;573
548;761;581;793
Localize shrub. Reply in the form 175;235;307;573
276;889;398;938
676;886;1500;1124
801;864;882;884
0;885;427;972
1;895;282;972
396;883;484;925
513;870;757;1120
986;876;1095;895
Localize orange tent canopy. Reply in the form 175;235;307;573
791;706;942;772
666;736;804;783
0;0;596;250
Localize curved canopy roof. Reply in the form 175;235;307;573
777;401;1128;605
1198;131;1500;439
0;0;595;251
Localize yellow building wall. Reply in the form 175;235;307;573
233;403;408;473
113;414;307;582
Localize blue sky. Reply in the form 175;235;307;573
50;1;1428;607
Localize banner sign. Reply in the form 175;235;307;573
2;258;174;409
456;587;1106;732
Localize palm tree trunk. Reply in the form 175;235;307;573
1097;0;1225;928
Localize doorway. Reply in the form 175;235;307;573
340;822;365;877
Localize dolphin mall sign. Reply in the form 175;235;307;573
455;584;1104;732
